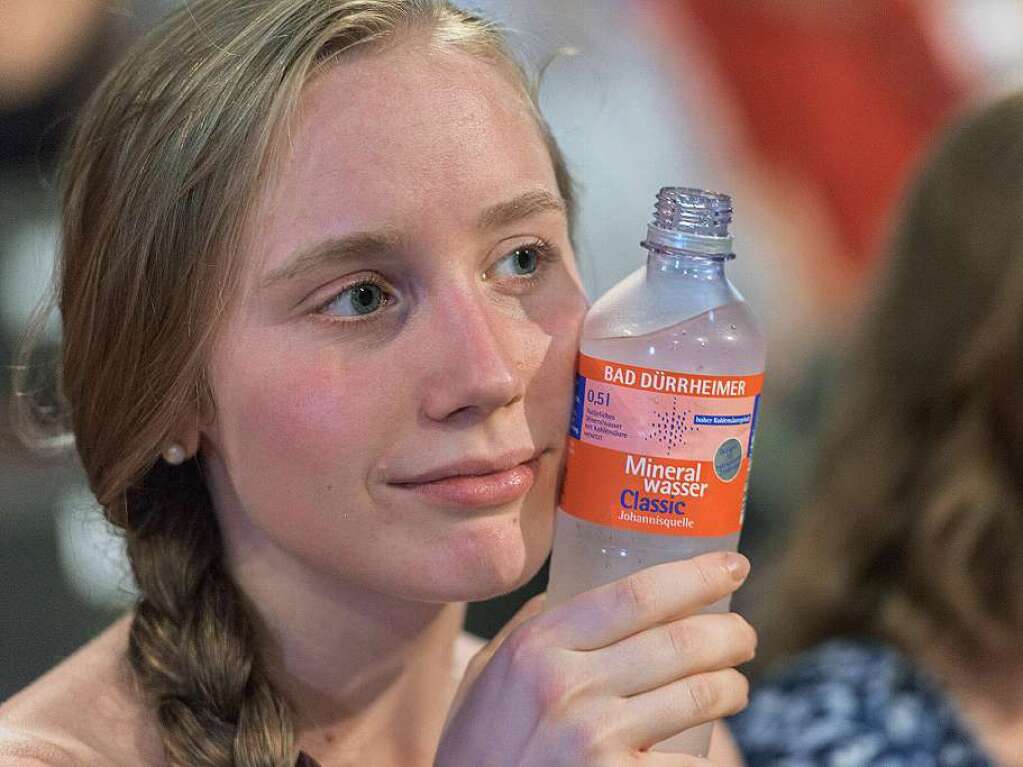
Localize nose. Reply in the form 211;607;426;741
418;287;526;422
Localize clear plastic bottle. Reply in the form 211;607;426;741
546;187;766;756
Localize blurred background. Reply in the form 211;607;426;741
1;0;1021;698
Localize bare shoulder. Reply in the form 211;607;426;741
454;629;486;655
0;614;165;767
452;629;486;681
0;726;83;766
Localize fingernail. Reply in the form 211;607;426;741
725;554;750;582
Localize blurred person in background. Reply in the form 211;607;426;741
729;90;1023;765
0;0;111;165
0;1;756;765
0;0;179;165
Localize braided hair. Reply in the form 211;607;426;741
12;1;576;764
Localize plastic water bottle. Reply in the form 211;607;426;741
546;187;766;756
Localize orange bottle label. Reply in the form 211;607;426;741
559;353;764;537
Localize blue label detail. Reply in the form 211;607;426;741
694;414;752;426
748;394;761;454
714;438;744;481
570;374;586;439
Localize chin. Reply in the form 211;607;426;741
422;503;553;603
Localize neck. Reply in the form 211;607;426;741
221;523;466;764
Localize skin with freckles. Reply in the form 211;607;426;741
134;36;594;760
201;39;588;606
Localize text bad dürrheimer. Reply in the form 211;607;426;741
601;365;748;396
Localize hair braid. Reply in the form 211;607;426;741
9;2;579;764
124;457;298;766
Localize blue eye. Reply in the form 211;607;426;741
509;246;539;274
348;283;384;314
320;280;392;320
490;240;559;283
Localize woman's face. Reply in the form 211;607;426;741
200;40;588;602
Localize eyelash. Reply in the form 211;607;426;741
312;238;562;327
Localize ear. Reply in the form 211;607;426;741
197;378;217;432
167;386;212;460
165;416;201;461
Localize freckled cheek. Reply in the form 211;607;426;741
526;299;587;421
545;296;586;367
235;357;388;479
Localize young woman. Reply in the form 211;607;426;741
730;91;1023;765
0;2;755;764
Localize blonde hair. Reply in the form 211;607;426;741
10;2;576;764
764;91;1023;671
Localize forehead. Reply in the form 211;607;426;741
249;40;559;268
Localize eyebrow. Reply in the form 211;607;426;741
260;189;566;291
476;189;566;230
260;230;403;290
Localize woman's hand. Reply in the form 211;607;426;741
435;552;755;766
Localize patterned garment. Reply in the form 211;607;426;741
727;640;992;766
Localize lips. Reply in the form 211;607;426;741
394;448;540;485
390;451;542;508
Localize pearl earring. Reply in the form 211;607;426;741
162;443;187;465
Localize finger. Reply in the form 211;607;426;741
590;612;756;696
619;669;749;750
535;552;749;650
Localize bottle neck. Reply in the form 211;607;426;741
643;245;729;283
